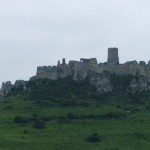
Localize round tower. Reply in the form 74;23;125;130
107;48;119;64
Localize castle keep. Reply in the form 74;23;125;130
2;47;150;95
107;48;119;64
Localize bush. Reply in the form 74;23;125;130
27;77;96;102
67;112;78;120
86;133;101;143
14;116;29;124
3;105;14;110
133;133;146;140
111;75;133;92
101;112;126;120
33;120;46;129
23;129;28;134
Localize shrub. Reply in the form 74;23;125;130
14;116;29;124
23;130;28;134
133;133;146;140
101;112;126;120
67;112;78;120
3;105;14;110
33;120;46;129
86;133;101;143
111;75;133;92
27;77;96;102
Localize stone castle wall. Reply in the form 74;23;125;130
34;48;150;81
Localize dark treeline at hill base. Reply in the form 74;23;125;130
9;75;150;107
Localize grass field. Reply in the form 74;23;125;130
0;94;149;150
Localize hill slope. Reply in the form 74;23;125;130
0;77;150;150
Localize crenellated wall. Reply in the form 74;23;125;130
34;58;150;81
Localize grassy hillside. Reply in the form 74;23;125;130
0;77;150;150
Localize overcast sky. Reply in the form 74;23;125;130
0;0;150;84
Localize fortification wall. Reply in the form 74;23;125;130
35;60;150;81
99;60;150;77
35;48;150;81
36;58;72;80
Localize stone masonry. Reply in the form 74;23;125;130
107;48;119;64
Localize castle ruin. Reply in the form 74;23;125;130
33;47;150;81
2;47;150;95
27;47;150;93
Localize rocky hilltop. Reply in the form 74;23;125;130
1;48;150;96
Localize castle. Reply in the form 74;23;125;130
1;47;150;96
33;47;150;80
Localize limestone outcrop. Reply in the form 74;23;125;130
0;81;13;96
0;80;27;96
14;80;28;91
89;71;113;93
128;76;150;93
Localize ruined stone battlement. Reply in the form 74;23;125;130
2;47;150;96
34;48;150;81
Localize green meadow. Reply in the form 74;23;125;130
0;78;149;150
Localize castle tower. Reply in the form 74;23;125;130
107;48;119;64
62;58;66;64
57;60;60;66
